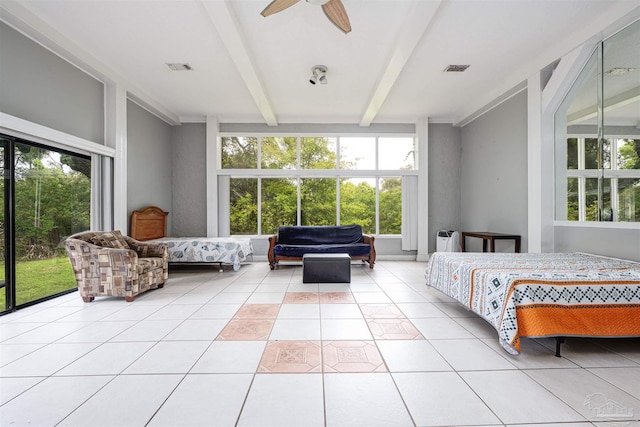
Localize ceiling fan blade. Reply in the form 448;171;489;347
261;0;300;17
322;0;351;33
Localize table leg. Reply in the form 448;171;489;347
489;238;496;252
482;239;488;252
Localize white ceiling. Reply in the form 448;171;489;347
2;0;638;126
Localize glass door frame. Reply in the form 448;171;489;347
2;137;16;314
1;134;91;315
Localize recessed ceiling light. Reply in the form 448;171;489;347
605;67;636;76
166;63;193;71
443;65;470;72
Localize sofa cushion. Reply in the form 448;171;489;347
277;225;364;245
274;243;371;258
90;230;130;249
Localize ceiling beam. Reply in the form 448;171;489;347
201;0;277;126
359;1;442;127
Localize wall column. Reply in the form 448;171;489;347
527;75;542;252
206;116;219;237
105;83;127;232
416;117;429;261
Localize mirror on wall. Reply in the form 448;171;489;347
555;20;640;222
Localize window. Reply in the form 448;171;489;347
220;135;416;235
555;20;640;223
565;137;639;221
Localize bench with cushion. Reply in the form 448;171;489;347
267;225;376;270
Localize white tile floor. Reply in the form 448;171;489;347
1;261;639;427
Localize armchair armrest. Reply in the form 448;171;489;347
65;238;139;299
123;236;168;260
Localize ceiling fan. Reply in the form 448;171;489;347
260;0;351;34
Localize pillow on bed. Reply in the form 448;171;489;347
90;230;130;249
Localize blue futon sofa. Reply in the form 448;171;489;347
267;225;376;270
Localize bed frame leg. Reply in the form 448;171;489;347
555;337;565;357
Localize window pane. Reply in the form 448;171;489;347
567;178;579;221
339;137;375;170
301;178;336;225
340;178;375;234
567;138;578;169
379;177;402;234
261;178;297;233
584;138;599;169
222;137;257;169
585;178;611;221
14;143;89;305
261;137;297;170
617;139;640;170
301;137;336;169
379;138;415;170
229;178;257;234
618;178;640;222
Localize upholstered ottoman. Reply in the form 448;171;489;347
302;253;351;283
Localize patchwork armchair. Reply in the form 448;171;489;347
65;230;168;302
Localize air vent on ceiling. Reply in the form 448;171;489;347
443;64;470;72
166;63;193;71
605;67;636;76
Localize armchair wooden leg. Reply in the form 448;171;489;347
82;296;95;303
125;296;135;302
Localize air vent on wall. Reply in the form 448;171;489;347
443;64;470;72
166;63;193;71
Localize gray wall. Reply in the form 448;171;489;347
428;123;461;253
171;123;207;237
554;226;640;262
127;101;173;235
459;91;529;253
0;22;104;143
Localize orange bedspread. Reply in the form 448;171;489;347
425;252;640;354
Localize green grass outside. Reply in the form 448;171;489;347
0;256;76;308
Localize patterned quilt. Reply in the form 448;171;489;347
425;252;640;354
150;237;254;271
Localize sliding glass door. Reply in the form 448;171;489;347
1;137;8;313
1;134;91;313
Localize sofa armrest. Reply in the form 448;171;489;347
363;234;376;268
267;235;278;269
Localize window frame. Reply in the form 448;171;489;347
565;135;640;222
218;134;417;236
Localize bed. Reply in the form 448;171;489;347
130;206;253;272
425;252;640;355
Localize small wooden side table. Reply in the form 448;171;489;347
461;232;521;253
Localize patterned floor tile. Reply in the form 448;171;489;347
233;304;280;319
216;319;274;340
323;341;387;373
258;341;322;373
283;292;320;304
318;292;355;304
360;304;405;319
367;319;424;340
